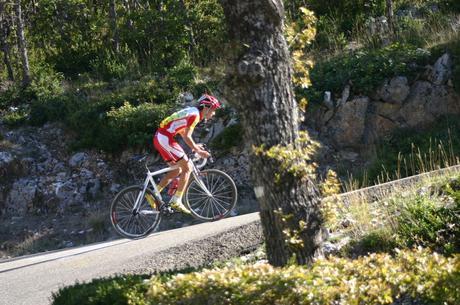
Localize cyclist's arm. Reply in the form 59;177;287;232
179;128;210;158
179;127;200;152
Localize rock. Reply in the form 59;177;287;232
326;97;369;148
368;114;398;139
54;181;78;201
339;150;359;162
69;152;89;167
0;151;13;164
336;84;350;106
400;81;460;128
5;178;39;216
79;168;94;179
429;53;452;85
376;76;410;104
110;183;121;193
373;101;400;119
203;119;225;142
323;91;333;109
84;178;101;198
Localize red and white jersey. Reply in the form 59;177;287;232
158;107;200;136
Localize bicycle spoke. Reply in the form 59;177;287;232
189;196;209;212
210;196;229;211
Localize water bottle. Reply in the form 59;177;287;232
168;177;179;196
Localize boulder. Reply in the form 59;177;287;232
5;178;39;216
429;53;452;85
400;81;460;128
326;97;369;148
0;151;26;183
375;76;410;104
69;152;89;168
369;114;398;139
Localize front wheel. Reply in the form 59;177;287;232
185;169;237;221
110;186;161;239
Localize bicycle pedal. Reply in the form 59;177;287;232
161;206;175;216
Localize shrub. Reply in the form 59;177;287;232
307;0;386;35
0;84;23;109
51;248;459;305
145;248;459;305
210;123;243;154
2;109;29;127
313;14;348;52
29;95;79;126
90;52;132;81
51;275;149;305
105;102;172;151
390;193;460;255
306;43;430;104
364;115;460;183
27;63;65;101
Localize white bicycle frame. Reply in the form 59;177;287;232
132;155;210;212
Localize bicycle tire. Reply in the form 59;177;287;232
110;185;161;239
185;169;237;221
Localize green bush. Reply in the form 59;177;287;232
364;115;460;183
105;102;173;151
307;0;386;35
29;95;80;126
391;192;460;255
306;43;430;104
52;274;149;305
51;248;459;305
2;109;29;127
90;51;133;81
210;123;243;154
313;14;348;52
349;229;398;255
145;248;459;305
27;63;65;101
0;84;22;109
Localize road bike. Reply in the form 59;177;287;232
110;151;238;239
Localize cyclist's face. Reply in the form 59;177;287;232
205;108;216;120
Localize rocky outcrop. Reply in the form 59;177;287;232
309;53;460;164
0;116;258;258
323;97;369;148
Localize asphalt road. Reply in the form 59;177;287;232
0;212;262;305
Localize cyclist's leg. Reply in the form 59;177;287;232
169;157;192;214
153;131;190;214
157;165;181;191
175;157;193;194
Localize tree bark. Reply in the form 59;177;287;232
14;0;30;87
218;0;325;266
0;2;14;81
109;0;120;53
386;0;394;34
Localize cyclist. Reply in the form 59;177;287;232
153;94;221;214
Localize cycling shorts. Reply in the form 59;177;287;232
153;131;187;163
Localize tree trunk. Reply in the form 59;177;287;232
109;0;120;53
14;0;30;87
178;0;196;58
0;2;14;81
218;0;325;266
386;0;394;34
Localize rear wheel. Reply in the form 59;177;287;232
185;169;237;221
110;186;161;239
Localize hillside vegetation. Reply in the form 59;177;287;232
1;1;459;303
51;171;460;305
1;0;459;156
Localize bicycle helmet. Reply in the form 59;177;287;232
198;94;221;110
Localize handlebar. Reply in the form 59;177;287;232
190;144;213;169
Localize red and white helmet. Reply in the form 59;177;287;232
198;94;221;110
